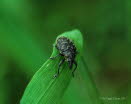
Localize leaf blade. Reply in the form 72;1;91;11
20;29;83;104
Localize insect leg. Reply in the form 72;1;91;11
53;58;65;78
72;61;77;77
50;54;60;60
58;58;65;74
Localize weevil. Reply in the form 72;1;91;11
50;37;77;78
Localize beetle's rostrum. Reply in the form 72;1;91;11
50;37;77;78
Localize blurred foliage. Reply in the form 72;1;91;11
0;0;130;104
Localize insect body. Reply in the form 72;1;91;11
50;37;77;78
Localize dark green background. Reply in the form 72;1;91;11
0;0;130;104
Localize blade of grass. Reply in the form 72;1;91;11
79;57;103;104
20;29;83;104
62;56;103;104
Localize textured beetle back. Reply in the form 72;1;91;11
56;37;76;59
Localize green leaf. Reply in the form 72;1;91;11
20;29;83;104
62;57;103;104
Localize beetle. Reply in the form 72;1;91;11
50;37;77;78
